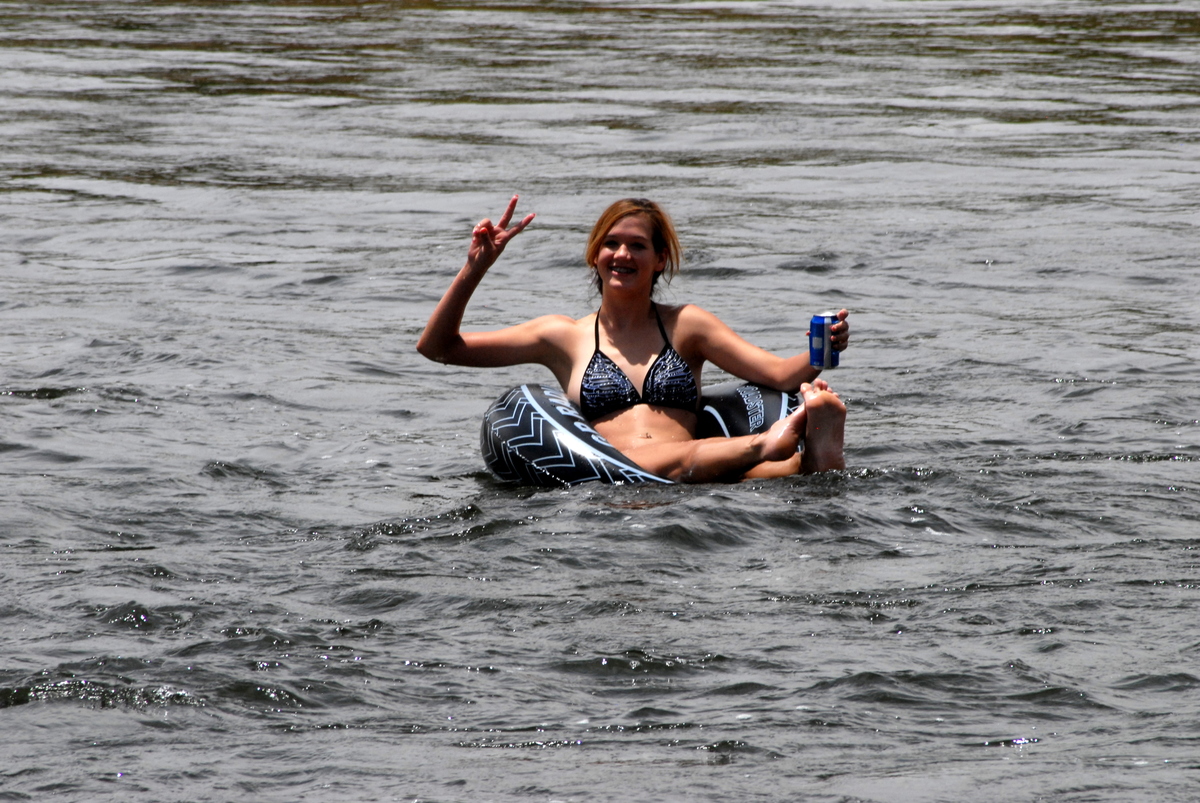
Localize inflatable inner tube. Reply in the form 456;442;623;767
480;382;799;488
696;381;801;440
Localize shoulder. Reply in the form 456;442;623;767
659;303;727;338
655;304;738;364
656;302;709;324
526;313;591;346
527;313;580;331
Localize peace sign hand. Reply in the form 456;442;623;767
467;194;536;272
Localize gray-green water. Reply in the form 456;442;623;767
2;2;1199;801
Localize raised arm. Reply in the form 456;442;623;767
416;195;539;365
682;306;850;392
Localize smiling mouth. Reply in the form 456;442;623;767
611;265;636;274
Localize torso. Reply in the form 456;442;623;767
560;303;702;453
578;303;698;419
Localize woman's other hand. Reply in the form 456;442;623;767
831;308;850;351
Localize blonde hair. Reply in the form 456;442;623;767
585;199;682;294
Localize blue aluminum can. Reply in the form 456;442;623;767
808;311;840;369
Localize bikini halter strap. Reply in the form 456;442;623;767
594;303;670;349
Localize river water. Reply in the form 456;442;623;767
2;2;1198;801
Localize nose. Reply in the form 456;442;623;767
614;243;632;259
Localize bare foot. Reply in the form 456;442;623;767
798;382;846;473
757;404;807;462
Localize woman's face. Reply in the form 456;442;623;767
594;215;666;296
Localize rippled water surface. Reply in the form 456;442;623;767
3;2;1199;801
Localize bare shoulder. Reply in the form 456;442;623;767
524;313;583;342
662;303;727;339
529;313;579;330
670;303;718;323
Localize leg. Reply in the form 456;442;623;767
742;454;802;479
625;405;809;483
737;381;846;478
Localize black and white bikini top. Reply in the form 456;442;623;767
578;303;699;423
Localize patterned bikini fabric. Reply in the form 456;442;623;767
579;304;699;422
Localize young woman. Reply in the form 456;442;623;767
418;195;849;483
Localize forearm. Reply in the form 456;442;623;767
419;197;537;363
774;352;821;392
692;305;834;392
769;310;849;389
793;354;822;389
416;262;487;363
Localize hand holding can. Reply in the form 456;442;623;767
809;311;840;369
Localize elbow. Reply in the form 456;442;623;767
417;332;462;364
416;341;443;363
416;334;442;363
